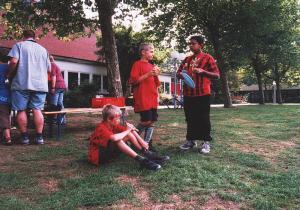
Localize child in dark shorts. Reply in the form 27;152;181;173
129;43;161;151
0;60;12;145
88;105;169;170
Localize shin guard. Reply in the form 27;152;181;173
144;126;154;143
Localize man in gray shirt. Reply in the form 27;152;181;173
7;30;50;145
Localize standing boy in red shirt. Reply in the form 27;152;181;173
177;36;220;154
88;104;168;170
129;43;161;151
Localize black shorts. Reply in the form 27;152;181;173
139;109;158;122
98;141;120;164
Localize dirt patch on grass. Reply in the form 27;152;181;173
109;175;198;209
231;140;296;161
39;178;59;193
201;196;241;210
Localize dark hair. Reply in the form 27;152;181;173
190;35;204;44
23;30;35;38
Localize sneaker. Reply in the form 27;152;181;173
4;139;12;146
143;150;170;164
140;158;161;170
35;136;44;145
21;136;30;145
179;140;197;150
200;141;211;154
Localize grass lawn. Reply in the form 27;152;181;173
0;105;299;209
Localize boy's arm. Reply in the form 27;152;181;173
132;130;149;150
130;64;160;86
110;128;133;142
7;57;18;79
131;70;154;85
192;57;220;79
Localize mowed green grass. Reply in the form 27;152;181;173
0;105;299;209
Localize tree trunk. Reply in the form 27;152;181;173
211;36;232;108
252;58;265;104
274;65;283;104
96;0;123;97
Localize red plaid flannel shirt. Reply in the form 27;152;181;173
177;52;220;96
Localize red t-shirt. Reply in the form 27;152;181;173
51;62;66;89
129;60;160;112
88;121;126;166
177;52;220;96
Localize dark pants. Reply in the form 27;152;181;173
183;95;212;141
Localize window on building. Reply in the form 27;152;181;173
165;82;170;94
93;75;102;92
80;73;89;85
159;82;165;94
68;72;78;90
103;75;108;90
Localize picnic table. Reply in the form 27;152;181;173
43;107;126;140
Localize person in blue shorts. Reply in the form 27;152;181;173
0;52;12;145
7;30;51;145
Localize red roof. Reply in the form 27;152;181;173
0;29;99;62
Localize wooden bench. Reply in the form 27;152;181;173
43;107;127;140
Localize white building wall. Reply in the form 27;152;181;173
54;59;173;96
159;74;172;96
55;60;108;93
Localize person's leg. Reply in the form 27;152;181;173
16;110;30;144
144;109;157;143
114;140;139;158
180;96;197;150
57;89;65;109
32;109;44;134
3;128;11;140
3;128;12;145
11;90;29;131
50;90;59;106
29;91;47;144
113;139;161;170
125;133;143;151
198;96;212;154
17;110;28;133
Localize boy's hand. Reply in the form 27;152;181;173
141;141;149;150
193;68;206;74
147;66;160;77
126;122;138;132
153;66;160;75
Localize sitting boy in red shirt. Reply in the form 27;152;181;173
88;104;169;170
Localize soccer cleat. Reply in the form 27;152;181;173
4;139;12;146
35;136;44;145
179;140;197;150
140;158;161;170
200;141;211;154
143;150;170;164
21;136;30;145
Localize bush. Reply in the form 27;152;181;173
64;83;101;108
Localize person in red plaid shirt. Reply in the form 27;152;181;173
177;36;220;154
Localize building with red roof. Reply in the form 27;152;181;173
0;29;109;93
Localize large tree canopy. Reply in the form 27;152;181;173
126;0;299;106
0;0;123;96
